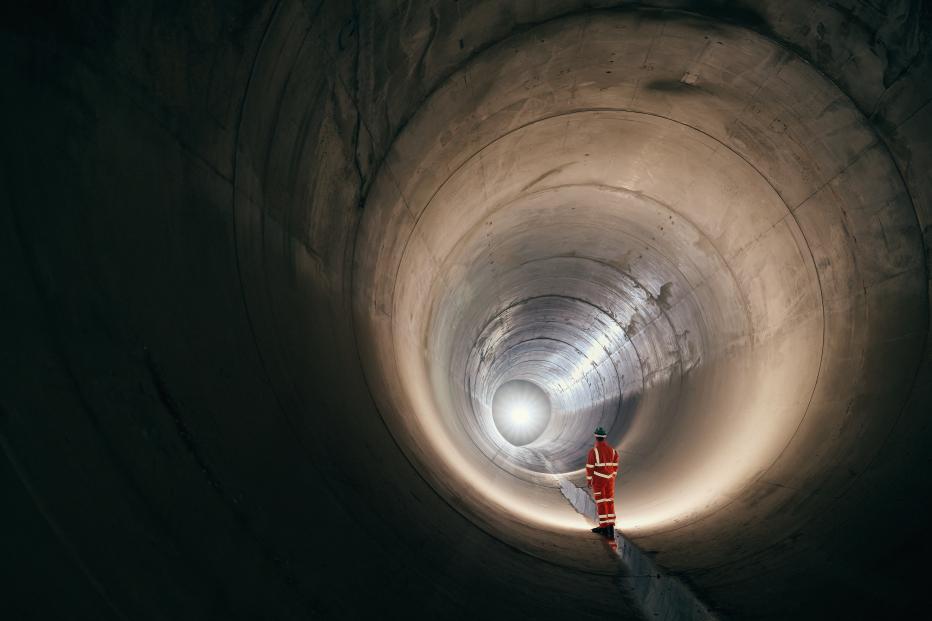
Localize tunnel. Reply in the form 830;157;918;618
2;1;931;619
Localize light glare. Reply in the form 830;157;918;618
511;405;530;424
491;380;551;447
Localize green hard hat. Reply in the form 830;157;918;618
594;427;607;437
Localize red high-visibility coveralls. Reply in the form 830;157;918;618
586;441;618;527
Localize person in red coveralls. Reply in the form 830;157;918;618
585;427;618;538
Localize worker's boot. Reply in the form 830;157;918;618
591;526;605;535
605;525;615;539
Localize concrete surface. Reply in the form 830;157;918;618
2;1;931;619
559;479;717;620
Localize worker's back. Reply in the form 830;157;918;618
586;441;618;480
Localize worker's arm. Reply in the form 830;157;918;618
585;449;594;488
612;448;619;478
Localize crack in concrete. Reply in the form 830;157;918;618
558;479;719;621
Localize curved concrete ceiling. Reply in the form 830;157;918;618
2;2;931;619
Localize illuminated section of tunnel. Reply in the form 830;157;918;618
490;380;551;447
353;9;923;540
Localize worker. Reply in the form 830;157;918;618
585;427;618;538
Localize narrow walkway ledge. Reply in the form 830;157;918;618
560;480;719;620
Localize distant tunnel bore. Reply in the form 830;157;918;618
491;380;551;447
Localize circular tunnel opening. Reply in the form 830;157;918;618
352;8;927;548
490;379;551;446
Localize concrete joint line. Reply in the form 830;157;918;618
558;479;719;621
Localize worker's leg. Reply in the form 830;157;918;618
594;479;613;528
603;479;616;527
590;483;604;532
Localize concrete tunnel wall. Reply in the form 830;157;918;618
1;2;931;619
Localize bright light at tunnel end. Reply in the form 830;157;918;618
491;380;551;447
510;404;530;424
